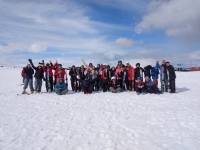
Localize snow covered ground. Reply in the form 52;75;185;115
0;67;200;150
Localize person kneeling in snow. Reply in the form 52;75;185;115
76;74;98;94
135;77;145;95
145;76;162;94
109;76;121;93
54;78;68;95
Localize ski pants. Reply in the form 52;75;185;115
81;84;93;94
169;79;176;93
55;89;68;95
23;78;34;92
109;87;121;93
160;76;168;92
146;84;160;94
71;78;78;91
34;78;42;92
135;87;145;93
45;76;53;92
126;80;133;91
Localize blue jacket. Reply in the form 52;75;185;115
151;67;159;79
55;82;67;90
145;79;154;90
156;62;166;77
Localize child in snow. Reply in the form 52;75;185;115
54;78;68;95
135;77;145;95
22;64;34;94
29;59;44;93
109;76;121;93
145;76;162;94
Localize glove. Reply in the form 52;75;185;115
43;78;46;81
28;59;32;62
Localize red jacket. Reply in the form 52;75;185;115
54;68;66;81
21;68;26;77
127;65;134;80
43;63;57;77
136;81;144;88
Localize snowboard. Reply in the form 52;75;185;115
47;69;51;93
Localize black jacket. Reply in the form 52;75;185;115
166;65;176;79
135;67;144;79
30;61;44;79
69;69;78;79
24;67;34;79
144;65;152;78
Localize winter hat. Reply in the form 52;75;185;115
126;61;129;64
38;64;42;67
58;64;62;66
136;63;140;66
103;63;107;66
137;77;142;81
46;63;50;66
111;76;115;80
145;76;149;79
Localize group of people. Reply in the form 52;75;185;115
21;59;176;95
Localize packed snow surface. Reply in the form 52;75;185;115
0;67;200;150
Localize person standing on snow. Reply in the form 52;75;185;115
126;62;134;91
69;65;78;92
165;62;176;93
29;59;44;93
156;60;168;92
42;60;58;92
134;63;144;81
21;66;26;84
22;64;34;94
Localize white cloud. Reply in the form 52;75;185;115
27;44;47;53
115;38;143;49
135;0;200;41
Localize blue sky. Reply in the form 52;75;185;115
0;0;200;67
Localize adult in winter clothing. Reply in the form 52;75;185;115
134;63;144;81
110;67;116;77
54;64;66;83
144;65;152;78
22;64;34;94
145;76;162;94
156;60;168;92
126;62;134;91
76;74;98;94
21;67;26;83
101;64;109;92
42;60;57;92
135;77;145;94
78;65;85;91
82;59;93;73
151;66;159;86
69;65;78;92
109;76;121;93
29;59;44;93
54;78;68;95
165;62;176;93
